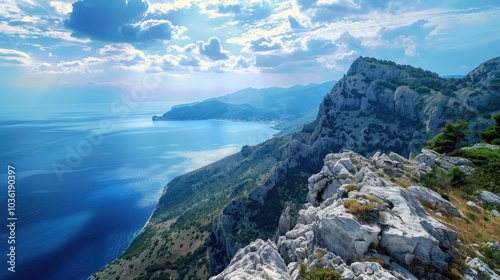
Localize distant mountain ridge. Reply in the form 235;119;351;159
92;56;500;280
153;100;276;121
153;80;337;134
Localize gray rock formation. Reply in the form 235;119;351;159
465;258;500;280
462;143;500;150
407;186;463;217
492;209;500;217
477;190;500;206
209;239;291;280
278;150;467;279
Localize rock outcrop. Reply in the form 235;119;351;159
277;150;462;279
209;239;291;280
212;149;498;279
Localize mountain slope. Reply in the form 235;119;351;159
91;57;500;280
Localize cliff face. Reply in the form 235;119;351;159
91;57;500;280
306;56;500;158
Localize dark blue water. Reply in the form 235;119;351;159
0;103;277;280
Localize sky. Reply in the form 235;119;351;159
0;0;499;105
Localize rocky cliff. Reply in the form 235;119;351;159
212;149;499;279
91;57;500;280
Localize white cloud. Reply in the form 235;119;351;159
50;1;72;15
0;48;32;65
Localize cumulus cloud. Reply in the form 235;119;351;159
255;37;338;70
179;56;201;67
0;48;32;65
249;37;281;52
64;0;180;43
197;37;229;60
49;1;72;15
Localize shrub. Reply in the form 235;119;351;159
343;199;376;214
344;184;359;192
479;113;500;144
299;263;341;280
396;178;412;188
315;250;326;259
426;121;468;154
342;184;359;198
446;167;467;188
365;257;386;268
448;148;500;194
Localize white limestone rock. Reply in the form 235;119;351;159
210;239;291;280
408;186;463;217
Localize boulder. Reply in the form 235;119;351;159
466;201;484;213
492;209;500;217
477;190;500;206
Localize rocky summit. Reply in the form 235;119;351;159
212;149;497;279
92;57;500;280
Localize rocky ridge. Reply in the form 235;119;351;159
212;149;499;279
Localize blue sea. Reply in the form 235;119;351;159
0;102;277;280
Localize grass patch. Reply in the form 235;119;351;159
299;263;341;280
395;177;413;188
426;189;500;272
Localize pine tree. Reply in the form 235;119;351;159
426;121;468;154
479;114;500;145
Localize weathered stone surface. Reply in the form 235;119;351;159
466;258;500;280
466;201;484;213
343;262;399;280
462;143;500;150
408;186;463;217
278;150;466;278
477;190;500;206
210;239;291;280
492;209;500;217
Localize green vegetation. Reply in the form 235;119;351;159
479;113;500;144
446;167;467;188
299;263;341;280
481;245;500;269
242;161;317;242
362;57;439;78
366;56;464;95
490;76;500;90
449;148;500;194
343;194;380;223
342;184;359;198
426;121;468;154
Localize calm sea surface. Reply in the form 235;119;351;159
0;102;277;280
